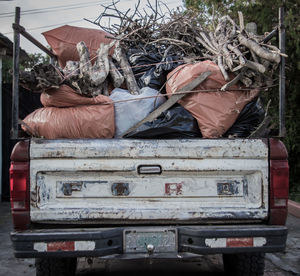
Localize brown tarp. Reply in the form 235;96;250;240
166;61;260;138
41;85;110;107
42;25;112;68
23;85;115;139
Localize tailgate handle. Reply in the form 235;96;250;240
138;165;162;174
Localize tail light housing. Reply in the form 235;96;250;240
269;139;289;225
10;140;30;230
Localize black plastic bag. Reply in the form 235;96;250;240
124;104;202;139
128;50;182;90
224;98;265;137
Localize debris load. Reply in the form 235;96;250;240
166;61;260;138
110;87;166;137
42;25;112;68
92;1;282;89
19;1;284;139
22;86;115;139
124;104;202;139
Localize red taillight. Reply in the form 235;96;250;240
269;139;289;225
10;141;30;230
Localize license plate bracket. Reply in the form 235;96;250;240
123;228;177;253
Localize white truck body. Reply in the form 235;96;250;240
29;138;269;224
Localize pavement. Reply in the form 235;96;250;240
0;201;299;276
288;200;300;219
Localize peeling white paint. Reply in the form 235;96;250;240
74;241;95;251
30;139;268;159
253;237;267;247
205;238;227;248
33;241;95;252
205;237;267;248
34;242;47;252
29;139;269;224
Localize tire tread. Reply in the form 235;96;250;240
35;257;76;276
223;252;265;276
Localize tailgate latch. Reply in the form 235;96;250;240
62;182;83;196
217;181;239;196
112;183;130;196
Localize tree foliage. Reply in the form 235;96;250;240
2;53;50;84
184;0;300;198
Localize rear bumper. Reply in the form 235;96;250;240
11;225;287;258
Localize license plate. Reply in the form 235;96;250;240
124;228;177;253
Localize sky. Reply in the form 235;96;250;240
0;0;184;54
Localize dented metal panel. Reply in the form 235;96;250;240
29;139;269;224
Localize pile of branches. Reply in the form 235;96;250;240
63;41;125;97
194;12;284;90
19;64;63;92
91;1;204;56
20;40;141;97
89;0;284;90
20;1;284;96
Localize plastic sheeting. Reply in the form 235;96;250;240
224;98;265;137
128;50;181;90
41;85;110;107
42;25;112;68
110;87;166;137
124;104;202;139
166;60;260;138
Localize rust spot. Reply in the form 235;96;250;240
47;241;74;252
112;183;130;196
165;182;183;196
226;237;253;247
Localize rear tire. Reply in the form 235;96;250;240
223;252;265;276
35;257;77;276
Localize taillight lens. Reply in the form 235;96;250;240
10;162;30;230
269;139;289;225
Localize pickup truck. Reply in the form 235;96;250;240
9;5;289;275
9;137;289;276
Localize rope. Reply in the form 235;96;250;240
94;83;278;106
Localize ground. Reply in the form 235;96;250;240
0;201;299;276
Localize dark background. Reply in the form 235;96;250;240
1;84;41;200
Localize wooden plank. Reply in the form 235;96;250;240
13;23;56;58
121;71;211;137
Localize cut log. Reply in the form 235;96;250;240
244;60;266;74
109;57;124;88
113;43;140;95
217;56;229;81
90;43;110;86
227;44;246;65
238;34;281;63
76;41;92;76
238;11;245;32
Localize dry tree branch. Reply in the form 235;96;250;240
238;34;281;63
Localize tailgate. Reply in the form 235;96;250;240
29;139;269;224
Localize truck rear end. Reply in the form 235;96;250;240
9;138;289;276
8;3;289;276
